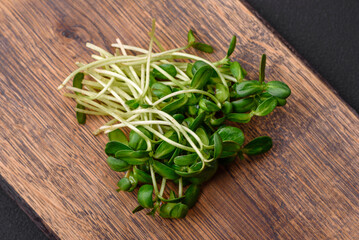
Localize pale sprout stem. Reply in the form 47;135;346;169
101;120;172;132
91;77;115;100
143;125;194;152
151;63;185;89
86;43;113;57
116;38;141;86
150;165;159;194
93;118;118;135
59;25;226;166
152;89;221;108
74;108;108;116
223;74;238;83
178;177;183;197
80;97;153;151
140;64;145;91
95;69;142;96
159;178;166;197
160;60;190;81
142;19;155;100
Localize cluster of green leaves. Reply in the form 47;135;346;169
104;34;289;218
67;27;291;219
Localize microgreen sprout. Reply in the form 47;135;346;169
59;19;291;218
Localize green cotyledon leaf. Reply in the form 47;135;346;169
226;35;236;57
253;97;277;116
183;184;201;208
152;160;179;180
242;136;273;155
152;64;177;80
137;184;154;208
191;65;214;90
266;81;291;99
106;156;130;172
108;129;128;145
153;131;178;159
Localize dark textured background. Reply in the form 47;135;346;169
1;0;358;239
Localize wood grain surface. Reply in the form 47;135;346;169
1;0;358;239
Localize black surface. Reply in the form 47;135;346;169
247;0;359;112
0;187;48;240
1;1;358;239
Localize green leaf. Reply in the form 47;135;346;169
170;203;189;218
183;184;201;208
196;128;209;145
174;153;198;166
183;117;194;127
189;111;206;131
173;114;185;124
230;61;246;81
152;160;179;180
235;81;263;97
199;98;220;112
175;169;201;178
276;97;287;106
137;185;154;208
152;64;177;80
105;141;131;156
254;97;277;116
129;126;152;151
159;203;176;218
127;172;138;192
215;83;229;102
191;61;209;75
213;133;223;160
153;131;178;159
222;141;242;152
189;160;218;184
259;54;266;83
151;82;172;99
188;105;198;116
191;65;214;90
227;35;236;57
243;136;273;155
133;166;152;184
162;95;188;113
226;113;252;123
222;101;233;114
108;129;128;145
216;126;245;145
73;72;84;94
192;42;214;53
149;72;157;87
76;103;86;124
186;93;199;105
187;29;196;45
115;150;150;165
231;98;256;113
115;149;150;158
186;63;193;78
158;195;185;203
209;116;226;126
106;156;130;172
125;99;140;110
227;113;252;123
117;177;131;191
266;81;291;98
132;205;145;214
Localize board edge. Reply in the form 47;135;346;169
239;0;359;117
0;175;60;240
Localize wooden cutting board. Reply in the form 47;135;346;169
1;0;358;239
